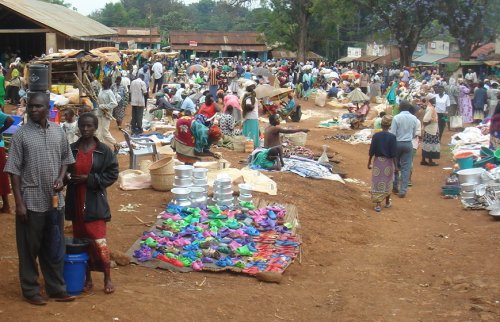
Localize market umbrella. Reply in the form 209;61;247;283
255;84;276;99
302;64;313;71
252;67;272;77
348;88;370;104
187;64;203;74
269;87;293;101
341;71;361;80
44;194;64;262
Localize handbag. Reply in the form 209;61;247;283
450;115;463;129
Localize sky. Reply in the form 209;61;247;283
66;0;199;16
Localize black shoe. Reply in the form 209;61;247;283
49;292;76;302
25;294;47;306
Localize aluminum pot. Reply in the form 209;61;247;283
214;177;232;186
189;186;206;199
174;165;194;178
461;191;475;199
174;176;192;187
171;187;191;199
460;182;476;192
238;183;252;195
214;192;234;200
238;195;252;202
192;168;208;179
457;168;485;184
193;177;208;185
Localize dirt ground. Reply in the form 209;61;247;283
0;100;499;322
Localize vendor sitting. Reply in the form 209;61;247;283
264;114;309;148
171;114;222;164
250;146;284;171
278;92;297;118
347;101;370;129
179;91;196;115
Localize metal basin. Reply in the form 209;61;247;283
174;176;192;187
457;168;485;184
192;168;208;179
174;165;194;178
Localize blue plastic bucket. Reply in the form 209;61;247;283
455;152;474;170
63;252;89;295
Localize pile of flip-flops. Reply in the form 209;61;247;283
132;203;300;276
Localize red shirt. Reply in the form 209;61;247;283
175;116;195;147
198;102;217;118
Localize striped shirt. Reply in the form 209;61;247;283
208;68;219;86
4;120;74;212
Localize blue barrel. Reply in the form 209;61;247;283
63;252;89;295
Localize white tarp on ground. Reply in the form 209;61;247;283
451;126;490;156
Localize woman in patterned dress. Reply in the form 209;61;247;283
368;115;397;212
458;80;473;124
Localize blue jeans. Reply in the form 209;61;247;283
209;85;218;98
394;141;413;195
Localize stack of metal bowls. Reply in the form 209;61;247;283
174;165;194;188
171;187;191;207
213;176;234;207
192;168;209;192
460;182;476;200
238;183;253;203
189;186;207;207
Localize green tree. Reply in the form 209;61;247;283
40;0;71;7
437;0;496;60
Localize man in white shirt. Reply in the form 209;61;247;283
434;86;450;141
129;74;147;135
180;92;196;114
465;69;478;85
152;60;164;94
390;100;418;198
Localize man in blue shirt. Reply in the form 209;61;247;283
390;100;417;198
180;92;196;114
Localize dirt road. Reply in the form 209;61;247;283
0;101;498;321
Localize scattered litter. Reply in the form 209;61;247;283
118;203;142;212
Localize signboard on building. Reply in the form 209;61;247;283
427;41;450;55
366;42;387;56
127;40;137;49
347;47;362;58
189;41;198;47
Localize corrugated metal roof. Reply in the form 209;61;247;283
113;37;162;44
413;53;448;63
172;44;268;52
271;50;323;60
353;55;379;62
471;43;494;58
169;31;266;46
113;27;160;37
0;0;116;39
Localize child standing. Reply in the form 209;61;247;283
62;109;79;144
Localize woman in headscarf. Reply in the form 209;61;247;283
458;79;473;124
472;81;487;123
7;67;21;105
489;93;500;150
421;95;440;166
223;92;242;124
171;114;222;164
241;82;260;148
368;115;397;212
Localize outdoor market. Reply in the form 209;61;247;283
0;0;499;321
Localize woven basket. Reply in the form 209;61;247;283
150;173;175;191
149;157;175;175
149;157;175;191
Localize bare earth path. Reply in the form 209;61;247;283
0;101;498;321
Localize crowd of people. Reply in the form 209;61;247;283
0;49;499;305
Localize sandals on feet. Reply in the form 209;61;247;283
385;201;392;208
374;205;382;212
420;161;429;165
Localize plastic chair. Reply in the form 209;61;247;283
120;129;160;169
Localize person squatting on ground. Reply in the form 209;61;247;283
5;91;76;305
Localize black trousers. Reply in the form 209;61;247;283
131;106;144;134
152;78;163;94
438;113;447;141
16;210;66;298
